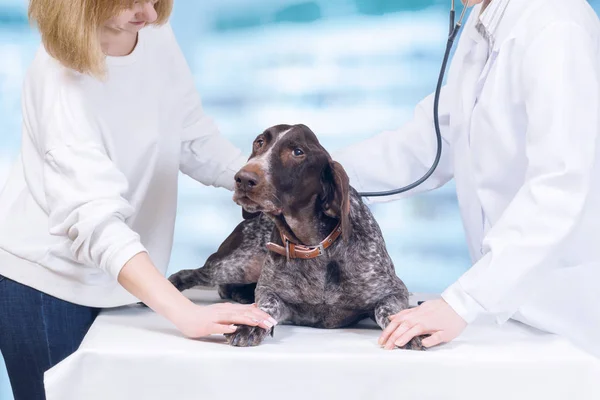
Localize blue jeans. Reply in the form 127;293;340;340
0;274;100;400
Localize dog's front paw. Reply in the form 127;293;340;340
397;335;426;351
225;325;270;347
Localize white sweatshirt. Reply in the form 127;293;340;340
0;23;247;308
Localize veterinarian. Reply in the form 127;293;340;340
334;0;600;357
0;1;276;398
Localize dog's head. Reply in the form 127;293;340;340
233;124;351;239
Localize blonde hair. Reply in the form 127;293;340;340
28;0;173;78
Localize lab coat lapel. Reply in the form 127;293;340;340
458;17;491;145
450;1;534;261
448;6;491;261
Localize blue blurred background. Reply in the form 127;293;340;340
1;1;599;398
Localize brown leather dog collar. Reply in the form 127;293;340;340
266;222;342;261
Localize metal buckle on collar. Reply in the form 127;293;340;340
285;240;290;262
316;243;325;257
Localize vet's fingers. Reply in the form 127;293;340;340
378;319;402;345
390;308;412;321
422;332;445;348
384;323;411;350
394;324;427;348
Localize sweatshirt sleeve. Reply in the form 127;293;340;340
163;24;247;190
178;99;247;191
42;84;147;279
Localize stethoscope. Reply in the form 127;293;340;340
358;1;469;198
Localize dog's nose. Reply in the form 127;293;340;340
235;170;260;191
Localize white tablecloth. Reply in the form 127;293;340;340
44;290;600;400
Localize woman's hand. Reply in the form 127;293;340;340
378;299;467;349
173;302;277;338
117;252;276;339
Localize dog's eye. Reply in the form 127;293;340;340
293;148;304;157
256;139;264;147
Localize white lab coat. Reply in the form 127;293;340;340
333;0;600;358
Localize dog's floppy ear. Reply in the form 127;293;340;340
320;160;352;240
242;209;261;220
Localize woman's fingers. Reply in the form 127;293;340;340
249;307;277;325
240;306;277;329
216;313;259;327
218;303;275;324
215;310;277;331
210;323;238;335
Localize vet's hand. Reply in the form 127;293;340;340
174;303;277;339
378;299;467;349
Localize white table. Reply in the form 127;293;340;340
44;290;600;400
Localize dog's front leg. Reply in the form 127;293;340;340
226;291;290;347
374;294;425;351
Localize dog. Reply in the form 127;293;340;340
168;124;424;350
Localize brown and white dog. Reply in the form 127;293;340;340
168;124;424;350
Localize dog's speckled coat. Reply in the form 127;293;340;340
168;124;424;350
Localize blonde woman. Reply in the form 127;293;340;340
0;1;276;398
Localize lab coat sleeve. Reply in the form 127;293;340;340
442;22;600;324
168;25;247;191
331;86;454;203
